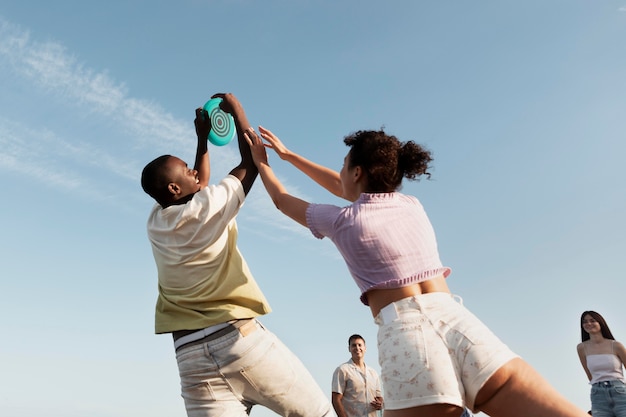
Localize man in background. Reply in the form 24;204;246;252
332;334;383;417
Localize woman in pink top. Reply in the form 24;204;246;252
577;311;626;417
245;126;588;417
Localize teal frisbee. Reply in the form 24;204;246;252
203;98;236;146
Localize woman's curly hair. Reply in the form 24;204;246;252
343;129;432;192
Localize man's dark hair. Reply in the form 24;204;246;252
141;154;173;206
348;334;365;345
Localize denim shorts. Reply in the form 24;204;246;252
175;319;332;417
375;292;518;411
591;380;626;417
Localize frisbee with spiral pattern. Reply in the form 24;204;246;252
203;98;235;146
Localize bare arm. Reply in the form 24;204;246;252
332;392;348;417
577;343;592;381
614;341;626;370
193;107;210;188
213;93;257;195
258;126;344;199
245;128;310;227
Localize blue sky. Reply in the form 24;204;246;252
1;1;626;416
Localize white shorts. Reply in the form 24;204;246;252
375;292;518;411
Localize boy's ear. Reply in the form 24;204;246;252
352;166;363;183
167;182;181;196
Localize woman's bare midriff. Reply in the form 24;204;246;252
367;275;451;318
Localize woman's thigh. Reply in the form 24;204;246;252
383;403;465;417
476;358;587;417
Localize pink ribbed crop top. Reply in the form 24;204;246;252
306;192;451;305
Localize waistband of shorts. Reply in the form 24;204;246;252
173;318;256;351
375;292;461;325
592;380;625;387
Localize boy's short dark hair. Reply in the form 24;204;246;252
141;154;172;205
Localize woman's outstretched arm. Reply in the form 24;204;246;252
245;128;310;227
258;126;345;199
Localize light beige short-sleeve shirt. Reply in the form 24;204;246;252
147;175;271;334
332;359;382;417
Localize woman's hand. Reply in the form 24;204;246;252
258;126;291;160
243;127;269;168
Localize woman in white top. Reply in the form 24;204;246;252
577;311;626;417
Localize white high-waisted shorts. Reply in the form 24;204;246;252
374;292;518;411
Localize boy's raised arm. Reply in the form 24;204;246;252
193;107;211;188
213;93;257;195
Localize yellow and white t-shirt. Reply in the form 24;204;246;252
147;175;271;334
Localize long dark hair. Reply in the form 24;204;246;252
581;310;615;342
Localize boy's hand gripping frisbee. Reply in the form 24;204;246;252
203;98;236;146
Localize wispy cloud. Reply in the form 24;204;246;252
0;17;191;146
0;15;317;231
0;116;138;182
0;16;239;207
0;121;83;188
